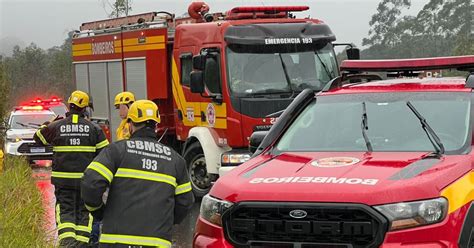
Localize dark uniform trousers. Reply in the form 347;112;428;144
81;128;194;248
55;187;93;247
33;112;109;247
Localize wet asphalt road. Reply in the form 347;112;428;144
33;167;201;248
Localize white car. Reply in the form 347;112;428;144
4;105;57;162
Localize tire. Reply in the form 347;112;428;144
183;142;217;198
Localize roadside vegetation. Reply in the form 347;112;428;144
0;156;52;247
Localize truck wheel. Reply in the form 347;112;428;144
183;142;217;198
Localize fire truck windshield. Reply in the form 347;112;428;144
226;43;338;96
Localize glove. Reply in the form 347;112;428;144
90;205;105;221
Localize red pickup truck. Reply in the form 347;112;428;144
193;55;474;248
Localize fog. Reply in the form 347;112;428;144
0;0;426;55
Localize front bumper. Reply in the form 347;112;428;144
5;140;53;159
193;203;469;248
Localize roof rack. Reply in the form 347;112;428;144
340;55;474;73
321;74;383;92
79;12;171;31
323;55;474;92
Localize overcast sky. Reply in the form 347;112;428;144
0;0;427;55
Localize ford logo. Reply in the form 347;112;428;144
289;209;307;219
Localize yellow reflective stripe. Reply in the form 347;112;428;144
57;223;91;233
52;171;84;179
115;168;177;187
53;146;96;152
72;114;79;124
88;213;93;229
96;139;109;149
56;204;61;225
58;232;76;240
76;225;91;233
35;129;48;145
100;234;171;247
85;203;102;212
441;171;474;214
88;162;114;183
175;182;192;195
58;222;76;230
76;235;90;243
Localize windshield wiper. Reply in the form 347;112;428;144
315;51;334;80
277;53;295;97
361;102;373;152
16;122;36;129
406;101;445;156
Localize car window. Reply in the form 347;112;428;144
10;114;56;129
48;104;68;117
275;92;471;154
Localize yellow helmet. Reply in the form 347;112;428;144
114;92;135;106
127;100;161;123
68;90;89;108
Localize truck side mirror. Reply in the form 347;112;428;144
346;47;360;60
249;131;268;154
190;71;205;93
193;55;206;70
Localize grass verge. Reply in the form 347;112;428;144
0;155;52;247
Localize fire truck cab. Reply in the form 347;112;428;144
72;3;351;196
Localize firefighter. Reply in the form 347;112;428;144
114;91;135;140
34;90;109;247
81;100;194;248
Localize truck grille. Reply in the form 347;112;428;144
222;202;388;248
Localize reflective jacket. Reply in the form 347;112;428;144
34;112;109;188
81;128;194;247
115;119;130;141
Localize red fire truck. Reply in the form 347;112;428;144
72;2;356;196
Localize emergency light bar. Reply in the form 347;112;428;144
17;105;45;111
229;6;309;14
30;97;62;105
341;55;474;72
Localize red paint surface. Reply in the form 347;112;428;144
341;55;474;72
196;151;471;246
211;152;471;205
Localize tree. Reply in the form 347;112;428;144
362;0;473;59
0;56;10;119
362;0;411;47
101;0;132;18
46;31;74;98
6;43;48;103
4;32;75;106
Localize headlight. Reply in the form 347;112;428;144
221;152;251;166
374;197;448;231
6;137;21;143
200;194;233;226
